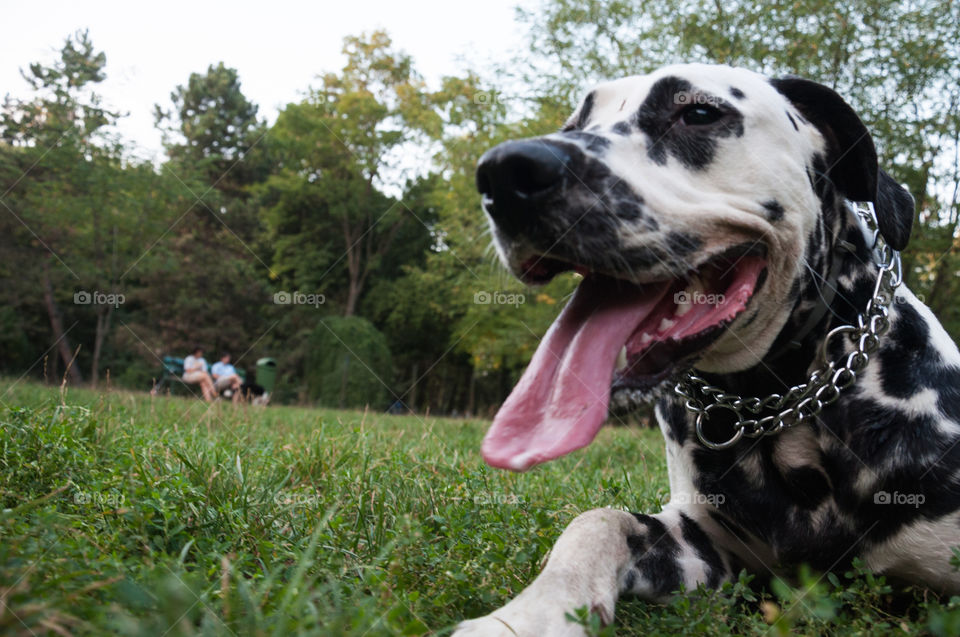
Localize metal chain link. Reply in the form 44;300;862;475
674;201;903;450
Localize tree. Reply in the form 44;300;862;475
263;31;441;317
155;62;269;198
305;316;393;408
0;30;124;385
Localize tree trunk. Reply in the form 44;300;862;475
41;258;82;384
90;303;114;387
341;204;406;317
344;277;360;317
342;213;361;317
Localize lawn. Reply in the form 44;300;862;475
1;380;959;636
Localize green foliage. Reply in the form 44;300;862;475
928;596;960;636
156;61;270;195
566;606;617;636
304;316;394;409
129;230;275;355
0;306;33;372
262;31;439;317
1;29;114;147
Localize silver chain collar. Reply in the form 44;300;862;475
674;201;904;450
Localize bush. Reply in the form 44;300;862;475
305;316;393;409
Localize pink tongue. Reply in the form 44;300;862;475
482;277;670;471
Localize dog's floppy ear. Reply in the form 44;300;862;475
771;77;913;250
874;169;914;251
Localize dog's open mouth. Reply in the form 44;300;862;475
482;246;768;471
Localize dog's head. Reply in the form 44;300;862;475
476;63;914;471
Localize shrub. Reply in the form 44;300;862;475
305;316;393;409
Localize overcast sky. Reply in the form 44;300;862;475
1;0;529;162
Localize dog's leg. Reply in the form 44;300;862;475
453;506;736;637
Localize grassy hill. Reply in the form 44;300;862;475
1;381;957;635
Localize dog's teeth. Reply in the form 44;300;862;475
688;275;705;295
659;318;676;332
640;332;653;346
675;276;705;317
615;346;628;371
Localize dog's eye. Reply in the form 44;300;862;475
680;105;724;126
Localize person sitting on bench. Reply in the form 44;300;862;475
211;352;243;403
182;346;216;402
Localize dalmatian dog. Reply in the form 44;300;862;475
455;64;960;636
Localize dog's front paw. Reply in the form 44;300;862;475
452;608;592;637
452;615;523;636
452;567;616;636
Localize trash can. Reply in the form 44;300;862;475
256;358;277;395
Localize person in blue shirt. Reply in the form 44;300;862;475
211;352;243;403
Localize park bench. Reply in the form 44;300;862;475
150;356;202;396
150;356;273;403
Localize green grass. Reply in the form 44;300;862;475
2;380;960;636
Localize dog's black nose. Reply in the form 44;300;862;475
476;140;570;233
